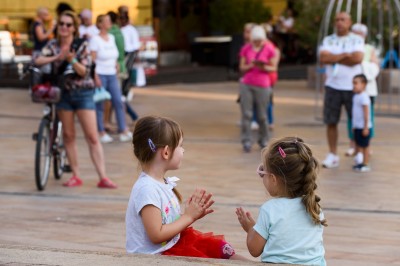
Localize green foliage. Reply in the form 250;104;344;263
293;0;400;57
293;0;327;50
209;0;272;34
22;40;34;49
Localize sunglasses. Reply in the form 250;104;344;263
59;22;73;28
257;164;268;178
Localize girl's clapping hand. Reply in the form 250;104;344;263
236;207;256;233
184;189;215;221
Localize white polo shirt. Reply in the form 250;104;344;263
120;24;141;53
320;33;364;91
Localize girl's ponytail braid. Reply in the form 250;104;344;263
297;142;328;227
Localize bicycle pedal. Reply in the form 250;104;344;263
63;165;72;173
32;133;38;141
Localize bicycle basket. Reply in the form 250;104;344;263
29;66;61;104
31;83;61;103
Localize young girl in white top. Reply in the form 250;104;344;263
126;116;243;259
236;136;327;265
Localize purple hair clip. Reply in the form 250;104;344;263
148;138;156;152
278;146;286;158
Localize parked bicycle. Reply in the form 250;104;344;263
23;65;70;190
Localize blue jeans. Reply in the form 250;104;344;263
125;102;139;121
96;74;127;133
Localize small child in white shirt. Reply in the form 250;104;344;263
352;74;372;172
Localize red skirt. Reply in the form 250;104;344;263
162;227;235;259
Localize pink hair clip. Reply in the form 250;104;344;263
278;146;286;158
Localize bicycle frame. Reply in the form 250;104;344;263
33;103;59;154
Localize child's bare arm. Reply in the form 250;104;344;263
362;105;370;136
246;228;266;257
141;205;194;244
141;189;214;244
236;207;266;257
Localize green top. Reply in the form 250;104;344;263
109;24;126;75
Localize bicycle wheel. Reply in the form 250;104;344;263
53;120;66;180
35;118;51;191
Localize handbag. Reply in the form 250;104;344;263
93;87;111;103
130;65;146;87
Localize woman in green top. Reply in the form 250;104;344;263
106;11;139;125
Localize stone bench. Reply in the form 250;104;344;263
0;244;298;266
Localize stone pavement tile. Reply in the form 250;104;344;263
1;80;400;265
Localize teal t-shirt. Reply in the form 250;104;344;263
253;197;326;265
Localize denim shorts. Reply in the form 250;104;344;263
56;88;95;111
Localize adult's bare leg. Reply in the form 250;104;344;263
327;124;338;154
103;100;113;131
57;110;79;177
76;109;107;180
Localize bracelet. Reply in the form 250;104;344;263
70;58;78;65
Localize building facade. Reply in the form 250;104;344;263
0;0;152;32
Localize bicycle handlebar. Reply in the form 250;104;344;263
19;64;33;81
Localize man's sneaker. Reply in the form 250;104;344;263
345;147;355;156
251;121;259;130
97;177;117;189
63;176;83;187
353;164;371;172
322;153;339;168
119;131;133;142
354;152;363;165
100;133;114;144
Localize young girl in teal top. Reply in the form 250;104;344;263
236;136;327;265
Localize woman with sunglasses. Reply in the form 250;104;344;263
35;11;117;188
236;137;327;265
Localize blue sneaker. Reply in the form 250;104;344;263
353;164;371;172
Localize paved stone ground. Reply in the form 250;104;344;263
0;80;399;265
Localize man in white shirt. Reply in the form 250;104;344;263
79;9;99;41
319;12;364;168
